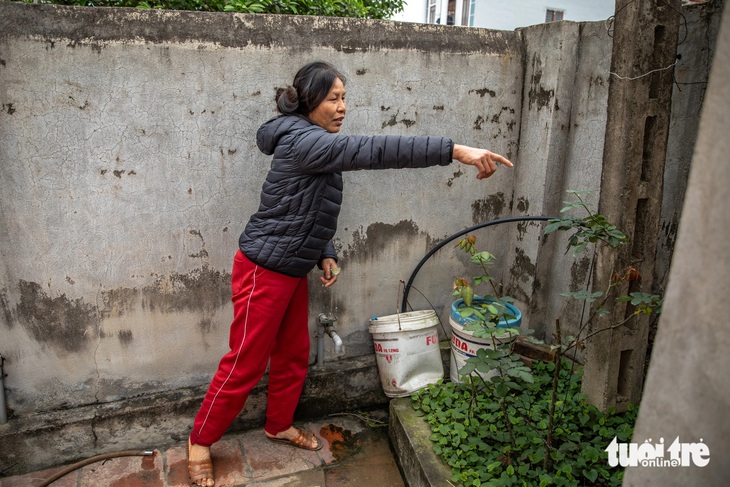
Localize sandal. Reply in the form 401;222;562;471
266;426;323;451
188;439;215;486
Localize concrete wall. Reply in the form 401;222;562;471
0;1;716;475
511;19;612;344
657;2;724;292
625;4;730;484
0;4;524;418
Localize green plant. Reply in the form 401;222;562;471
15;0;405;19
543;190;628;256
452;236;534;454
544;190;660;349
412;190;662;486
412;361;637;486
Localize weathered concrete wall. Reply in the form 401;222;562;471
0;1;716;475
625;3;730;484
506;20;610;342
516;4;721;356
0;3;523;417
656;2;724;293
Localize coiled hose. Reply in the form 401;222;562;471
35;450;155;487
400;215;555;312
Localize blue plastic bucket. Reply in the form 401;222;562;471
449;298;521;382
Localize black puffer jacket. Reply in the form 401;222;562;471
239;114;454;277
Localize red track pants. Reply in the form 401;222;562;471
190;250;311;447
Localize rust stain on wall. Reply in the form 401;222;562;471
469;88;496;98
471;192;506;224
382;115;397;128
188;229;209;259
2;266;231;352
140;266;231;314
516;221;528;242
102;287;140;318
381;113;416;129
569;255;592;292
118;329;133;346
660;220;679;251
1;289;15;330
490;106;516;124
516;196;529;213
13;280;97;353
473;115;484;130
509;246;536;285
343;220;422;261
528;55;555;111
447;168;464;187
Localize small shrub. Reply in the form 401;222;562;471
412;360;637;487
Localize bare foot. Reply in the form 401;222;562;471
188;438;215;487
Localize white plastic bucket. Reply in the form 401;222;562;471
368;310;444;397
449;299;521;383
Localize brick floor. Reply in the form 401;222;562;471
0;413;403;487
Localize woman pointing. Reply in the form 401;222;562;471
187;61;512;486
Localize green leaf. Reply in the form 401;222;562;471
544;220;564;234
458;362;477;375
583;446;600;462
517;371;534;383
461;286;474;307
539;473;554;486
582;469;598;483
460;307;475;318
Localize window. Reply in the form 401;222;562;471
446;0;455;25
546;9;564;22
428;0;437;24
461;0;475;26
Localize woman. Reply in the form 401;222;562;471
187;61;512;486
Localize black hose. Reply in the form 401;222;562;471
36;450;155;487
400;215;556;313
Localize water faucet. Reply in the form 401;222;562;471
317;312;343;366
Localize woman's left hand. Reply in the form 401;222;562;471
320;258;340;287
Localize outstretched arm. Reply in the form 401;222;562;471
452;144;513;180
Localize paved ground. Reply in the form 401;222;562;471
0;412;405;487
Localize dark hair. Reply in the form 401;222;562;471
276;61;347;116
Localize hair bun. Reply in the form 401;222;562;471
276;85;299;115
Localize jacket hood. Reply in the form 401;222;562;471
256;114;314;155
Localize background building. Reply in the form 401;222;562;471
391;0;616;30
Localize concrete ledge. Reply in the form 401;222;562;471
0;355;388;477
389;397;451;487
